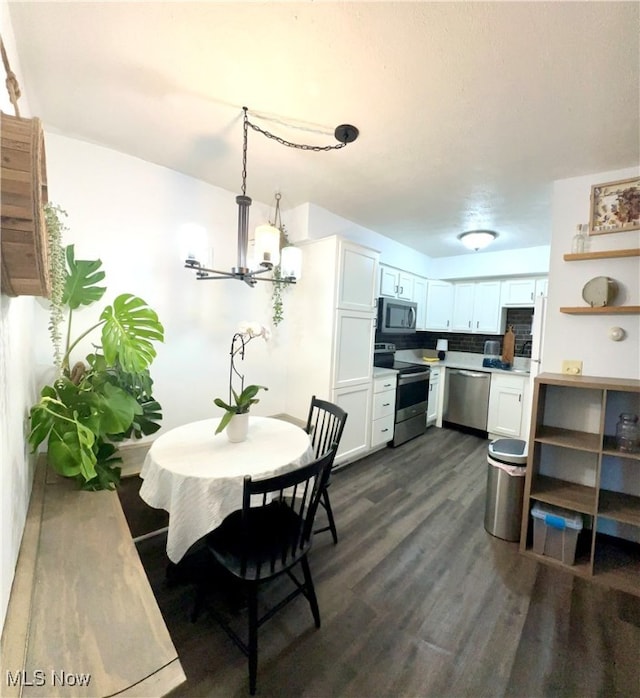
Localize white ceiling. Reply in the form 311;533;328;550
6;1;640;258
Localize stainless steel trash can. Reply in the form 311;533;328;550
484;438;527;541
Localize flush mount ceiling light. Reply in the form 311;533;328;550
185;106;359;287
457;230;498;251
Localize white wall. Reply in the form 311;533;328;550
37;133;293;434
432;245;550;280
542;166;640;378
0;0;39;634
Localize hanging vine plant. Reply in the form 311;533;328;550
44;203;68;369
269;193;294;327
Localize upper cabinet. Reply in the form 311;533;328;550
379;265;413;300
413;276;428;330
501;277;547;306
452;281;504;334
339;241;379;312
425;280;454;331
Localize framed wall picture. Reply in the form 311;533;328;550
589;176;640;235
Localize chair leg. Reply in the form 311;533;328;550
322;488;338;544
247;586;258;696
300;555;321;629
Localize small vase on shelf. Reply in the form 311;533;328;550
615;413;640;453
571;224;587;254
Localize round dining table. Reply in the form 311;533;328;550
139;416;314;563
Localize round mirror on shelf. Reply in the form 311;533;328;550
581;276;618;307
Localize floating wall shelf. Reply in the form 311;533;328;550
560;306;640;315
563;248;640;262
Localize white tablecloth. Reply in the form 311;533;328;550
139;416;314;562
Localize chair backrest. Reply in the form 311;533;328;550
239;445;336;578
305;396;348;461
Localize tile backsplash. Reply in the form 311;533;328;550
376;308;534;356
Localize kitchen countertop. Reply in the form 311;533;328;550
373;366;398;377
394;349;531;376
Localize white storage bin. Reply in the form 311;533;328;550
531;502;583;565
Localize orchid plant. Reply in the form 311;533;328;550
214;322;270;434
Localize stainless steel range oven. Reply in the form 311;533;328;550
373;343;430;447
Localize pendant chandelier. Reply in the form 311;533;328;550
185;106;359;287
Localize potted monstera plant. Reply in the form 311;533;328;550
28;231;165;490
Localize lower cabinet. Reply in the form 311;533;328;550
333;383;372;464
370;374;396;448
426;366;440;426
487;373;527;438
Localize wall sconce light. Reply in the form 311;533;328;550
458;230;498;251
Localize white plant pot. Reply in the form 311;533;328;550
226;413;249;443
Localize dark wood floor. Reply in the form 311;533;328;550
129;427;640;697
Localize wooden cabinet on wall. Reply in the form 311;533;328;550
520;373;640;597
286;236;378;465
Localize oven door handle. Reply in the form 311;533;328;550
397;371;429;385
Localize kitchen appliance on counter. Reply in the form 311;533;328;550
373;343;430;447
444;368;491;432
377;297;417;334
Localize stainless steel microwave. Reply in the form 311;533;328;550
377;297;417;334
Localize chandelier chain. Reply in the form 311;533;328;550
246;118;347;151
241;107;249;195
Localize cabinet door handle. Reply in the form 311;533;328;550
400;286;404;295
381;428;389;433
468;321;471;328
476;321;479;329
383;383;392;388
446;320;450;327
518;393;521;402
382;402;390;407
530;292;534;300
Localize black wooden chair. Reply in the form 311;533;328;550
191;446;336;695
305;396;348;544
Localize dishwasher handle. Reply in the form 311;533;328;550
449;369;490;379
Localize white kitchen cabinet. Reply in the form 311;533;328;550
413;276;428;330
339;241;379;312
487;372;528;438
285;235;379;466
379;264;413;300
426;366;440;426
371;374;396;447
451;281;503;334
425;280;454;330
333;383;372;462
501;278;536;306
473;281;504;333
451;283;476;331
334;310;376;389
535;277;548;298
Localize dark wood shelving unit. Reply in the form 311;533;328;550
520;373;640;597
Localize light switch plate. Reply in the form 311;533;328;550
562;360;583;375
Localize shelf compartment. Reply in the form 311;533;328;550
598;490;640;527
521;547;592;578
592;534;640;597
534;425;600;452
530;475;597;514
602;436;640;461
559;306;640;315
563;248;640;261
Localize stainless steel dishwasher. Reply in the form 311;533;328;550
444;369;491;431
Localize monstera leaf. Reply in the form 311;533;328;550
100;294;165;373
63;244;107;309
